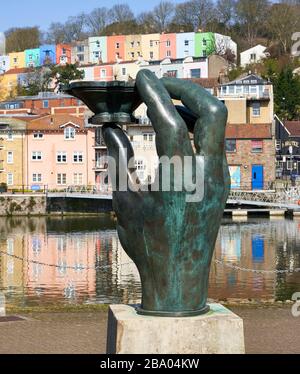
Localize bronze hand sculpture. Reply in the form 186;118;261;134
103;69;230;317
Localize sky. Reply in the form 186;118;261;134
0;0;183;31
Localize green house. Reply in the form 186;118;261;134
195;32;216;58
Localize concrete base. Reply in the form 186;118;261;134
106;304;245;354
270;210;286;217
0;293;5;316
232;210;248;217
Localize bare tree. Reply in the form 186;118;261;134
64;14;88;42
86;7;111;35
45;22;66;44
109;4;134;23
235;0;270;47
217;0;236;28
174;0;215;31
137;12;157;33
267;2;300;54
152;1;175;32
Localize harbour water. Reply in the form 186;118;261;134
0;216;299;307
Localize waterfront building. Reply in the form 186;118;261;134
219;74;275;190
0;116;28;188
26;114;94;190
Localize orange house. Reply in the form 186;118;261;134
159;33;177;60
107;35;126;62
56;44;72;65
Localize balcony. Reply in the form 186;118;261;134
219;86;270;101
94;159;108;170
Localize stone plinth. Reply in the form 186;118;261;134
106;304;245;354
0;293;5;316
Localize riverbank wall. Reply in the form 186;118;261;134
0;194;113;216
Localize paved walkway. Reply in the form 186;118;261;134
0;305;299;354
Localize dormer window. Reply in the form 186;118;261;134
64;127;76;140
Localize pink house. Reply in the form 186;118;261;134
159;33;177;60
26;114;95;190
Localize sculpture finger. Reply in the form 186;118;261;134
136;69;193;158
161;77;228;156
102;124;139;191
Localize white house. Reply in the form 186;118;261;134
214;33;238;62
240;45;267;67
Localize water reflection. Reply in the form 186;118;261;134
0;216;300;307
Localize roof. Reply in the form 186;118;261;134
241;45;267;54
184;78;219;89
226;124;272;139
223;74;268;86
4;68;34;75
284;121;300;137
26;114;85;131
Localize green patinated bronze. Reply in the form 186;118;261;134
65;70;230;317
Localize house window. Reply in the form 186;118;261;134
43;100;49;109
32;151;42;161
150;40;154;47
7;151;13;164
135;159;146;181
250;53;257;61
143;133;154;142
236;86;243;94
77;45;84;53
73;173;83;185
276;140;281;151
29;54;33;61
250;85;257;95
94;51;100;58
252;102;261;116
13;58;17;63
150;51;154;59
166;40;171;47
202;39;207;46
7;173;13;186
131;52;135;58
64;127;76;140
190;69;201;78
116;42;120;49
184;40;189;46
77;54;84;62
73;152;83;163
57;151;67;163
7;131;13;141
228;85;235;94
33;173;42;182
203;50;207;57
221;86;227;95
131;42;134;48
166;50;171;57
287;161;293;170
101;69;106;78
57;173;67;185
33;133;44;140
122;68;126;76
226;139;237;153
251;140;263;153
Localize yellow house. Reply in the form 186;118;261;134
141;33;160;61
0;71;18;99
9;52;26;69
113;60;144;81
125;35;142;61
0;117;27;189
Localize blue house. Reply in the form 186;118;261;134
39;44;56;65
25;48;40;68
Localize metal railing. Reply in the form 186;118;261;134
0;185;48;194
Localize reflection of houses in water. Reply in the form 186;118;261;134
24;230;97;302
211;220;277;299
95;230;141;305
211;219;300;300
